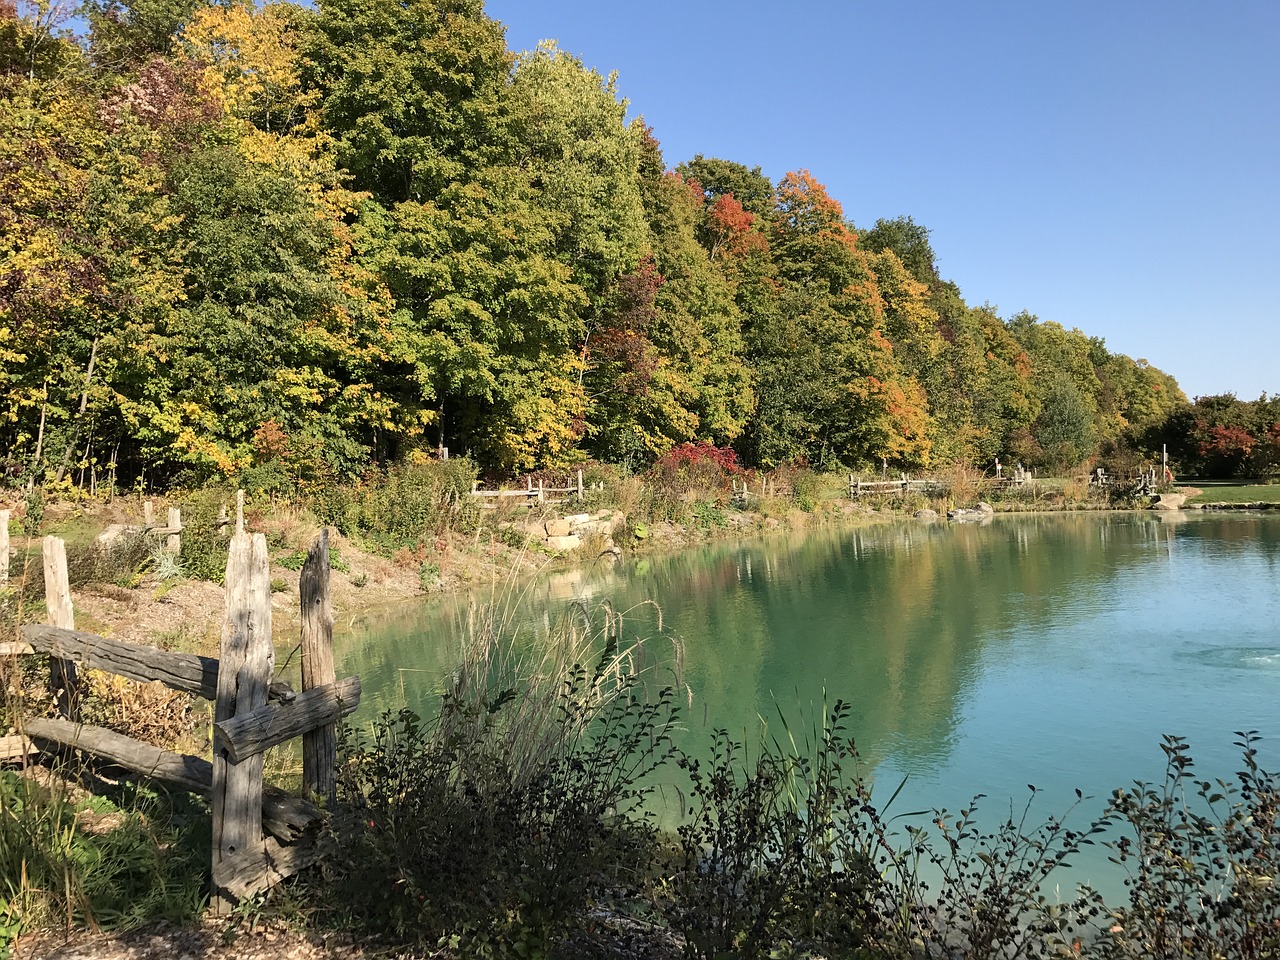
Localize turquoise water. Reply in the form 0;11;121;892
336;511;1280;892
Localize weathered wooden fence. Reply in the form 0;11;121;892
1085;467;1159;497
848;474;948;498
1;508;9;586
730;477;776;507
471;470;598;504
0;522;359;910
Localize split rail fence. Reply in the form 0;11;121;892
0;517;360;911
848;474;949;498
471;470;601;505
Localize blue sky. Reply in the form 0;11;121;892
486;0;1279;401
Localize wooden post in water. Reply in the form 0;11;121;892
166;507;181;554
211;531;273;913
43;537;81;719
300;529;336;808
0;509;8;586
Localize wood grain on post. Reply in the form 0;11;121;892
0;509;9;585
216;675;360;764
19;625;219;698
0;734;34;762
211;531;273;912
43;537;81;719
213;833;325;901
143;499;153;526
166;507;181;554
300;529;337;806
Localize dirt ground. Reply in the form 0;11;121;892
11;920;390;960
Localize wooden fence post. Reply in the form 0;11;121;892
42;537;82;716
577;469;584;501
143;499;153;526
211;531;273;913
166;507;181;554
43;537;82;719
0;509;8;586
538;478;544;503
300;529;336;808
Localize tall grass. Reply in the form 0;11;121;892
311;459;481;552
0;770;208;952
321;599;685;954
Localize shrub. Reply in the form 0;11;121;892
647;444;741;523
174;487;238;582
667;699;1109;960
320;602;682;954
311;459;480;552
1089;732;1280;959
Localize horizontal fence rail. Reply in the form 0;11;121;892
2;515;357;910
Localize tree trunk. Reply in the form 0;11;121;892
54;336;100;486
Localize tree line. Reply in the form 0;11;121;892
2;0;1270;490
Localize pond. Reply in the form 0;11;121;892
336;510;1280;893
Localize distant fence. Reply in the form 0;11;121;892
730;476;777;507
0;516;359;911
90;489;246;559
848;474;950;498
471;470;602;505
1083;467;1159;497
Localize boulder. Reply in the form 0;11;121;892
545;518;572;537
563;513;591;525
1151;493;1187;511
948;508;992;524
914;509;939;521
976;502;995;514
545;534;581;551
95;523;143;545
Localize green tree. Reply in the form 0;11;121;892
675;154;774;218
1033;375;1096;471
859;215;939;288
507;42;646;298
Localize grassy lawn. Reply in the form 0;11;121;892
1185;483;1280;504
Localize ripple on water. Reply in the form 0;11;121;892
1181;647;1280;671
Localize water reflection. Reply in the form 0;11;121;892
337;513;1280;822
